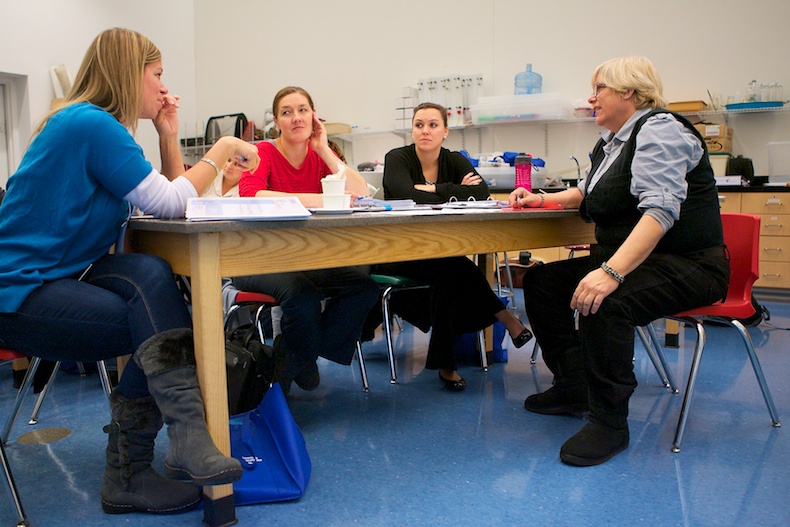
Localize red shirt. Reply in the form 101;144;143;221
239;141;333;196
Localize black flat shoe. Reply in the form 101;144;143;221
438;372;466;391
512;328;534;349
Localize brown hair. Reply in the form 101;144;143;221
272;86;315;117
36;28;161;135
412;102;448;128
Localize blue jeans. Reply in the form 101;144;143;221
0;253;192;398
233;267;379;380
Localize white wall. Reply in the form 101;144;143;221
193;0;790;176
0;0;196;179
2;0;788;180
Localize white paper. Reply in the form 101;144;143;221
186;197;311;221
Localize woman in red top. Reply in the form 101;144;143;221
239;87;368;205
237;87;378;393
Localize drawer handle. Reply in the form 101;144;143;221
763;247;783;252
765;223;783;228
762;273;782;277
766;198;782;206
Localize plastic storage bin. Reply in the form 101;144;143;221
768;142;790;178
470;93;573;125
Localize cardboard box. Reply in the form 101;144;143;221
323;123;352;136
694;123;733;153
709;153;730;177
667;100;708;112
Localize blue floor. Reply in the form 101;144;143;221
2;299;789;527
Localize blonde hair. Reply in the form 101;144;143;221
592;56;667;110
35;28;161;135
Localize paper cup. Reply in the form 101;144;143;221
322;193;351;210
321;178;345;195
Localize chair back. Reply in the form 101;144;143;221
720;212;760;310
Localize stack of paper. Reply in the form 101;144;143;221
186;197;311;221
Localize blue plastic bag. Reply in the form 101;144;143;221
229;383;311;505
454;297;509;364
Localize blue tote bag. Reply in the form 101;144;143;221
229;382;311;505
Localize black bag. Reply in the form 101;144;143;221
726;155;755;185
226;324;276;415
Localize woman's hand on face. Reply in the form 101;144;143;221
570;268;620;316
461;172;483;186
310;114;328;152
153;94;180;137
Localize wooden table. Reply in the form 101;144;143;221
128;208;594;526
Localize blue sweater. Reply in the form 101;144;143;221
0;103;152;312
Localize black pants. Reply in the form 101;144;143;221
374;256;506;371
524;249;729;428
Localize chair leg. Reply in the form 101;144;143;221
731;319;781;427
2;357;41;444
28;361;60;425
97;360;113;398
355;342;369;393
530;341;540;364
646;323;678;393
672;320;706;453
502;256;517;310
636;326;674;391
0;440;28;527
381;286;398;384
477;330;488;372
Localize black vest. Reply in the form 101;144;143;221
580;110;723;257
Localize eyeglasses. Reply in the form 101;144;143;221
592;83;608;97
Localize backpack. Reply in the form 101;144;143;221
225;324;276;415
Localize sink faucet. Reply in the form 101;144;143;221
570;156;581;187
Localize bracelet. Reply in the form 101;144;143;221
527;193;545;208
600;261;625;284
200;157;220;177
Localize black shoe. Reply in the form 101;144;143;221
12;369;27;389
438;371;466;391
524;385;589;415
512;328;534;349
559;421;629;466
294;361;320;391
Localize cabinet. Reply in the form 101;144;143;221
739;192;790;289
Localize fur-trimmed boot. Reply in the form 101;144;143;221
101;392;201;514
134;328;242;486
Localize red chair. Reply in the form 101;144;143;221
226;291;369;392
665;213;781;452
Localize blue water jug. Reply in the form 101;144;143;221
514;64;542;95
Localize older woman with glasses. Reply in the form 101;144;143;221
508;56;729;466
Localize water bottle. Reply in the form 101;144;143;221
514;153;532;191
514;64;542;95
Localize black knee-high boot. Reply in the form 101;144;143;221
134;328;242;486
101;392;201;514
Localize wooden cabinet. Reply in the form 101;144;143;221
718;192;741;213
740;192;790;289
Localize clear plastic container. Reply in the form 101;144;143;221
514;153;532;191
514;64;542;95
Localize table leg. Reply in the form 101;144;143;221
189;233;237;527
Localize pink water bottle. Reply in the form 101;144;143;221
515;153;532;191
